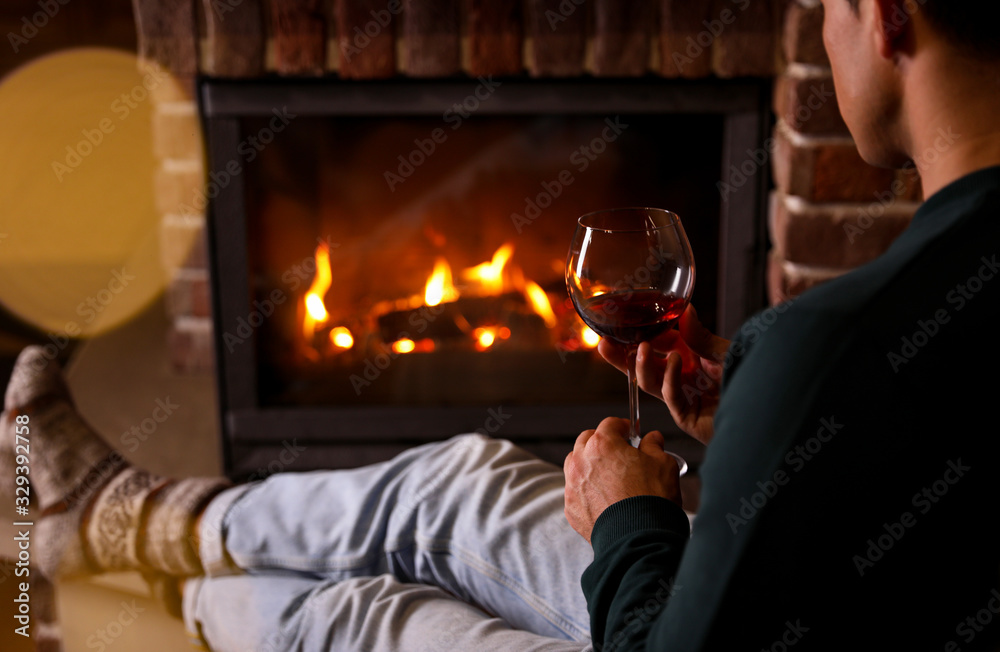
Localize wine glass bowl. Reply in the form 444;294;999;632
566;207;695;453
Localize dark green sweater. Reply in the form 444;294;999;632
583;166;1000;651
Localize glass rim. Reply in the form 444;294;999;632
576;207;682;233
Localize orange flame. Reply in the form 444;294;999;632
303;242;333;341
463;244;514;295
425;258;459;307
523;280;557;328
315;241;575;358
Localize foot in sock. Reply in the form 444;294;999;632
1;345;229;580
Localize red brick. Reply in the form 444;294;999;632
154;161;204;216
402;0;460;77
525;0;586;77
770;191;918;269
335;0;397;79
161;214;208;272
183;224;209;270
591;0;656;77
270;0;327;75
767;250;791;305
466;0;522;76
148;67;196;103
132;0;198;77
659;0;715;78
767;251;848;304
712;0;779;78
200;0;265;77
168;317;215;374
783;0;828;66
773;66;848;135
167;269;212;319
772;123;897;202
152;101;202;160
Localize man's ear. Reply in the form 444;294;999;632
872;0;915;58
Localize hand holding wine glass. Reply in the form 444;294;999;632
598;304;728;447
566;207;696;451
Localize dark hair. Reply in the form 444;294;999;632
846;0;1000;59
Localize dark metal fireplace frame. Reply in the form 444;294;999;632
200;78;771;479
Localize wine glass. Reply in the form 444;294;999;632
566;207;695;464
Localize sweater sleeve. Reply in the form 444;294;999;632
581;495;690;652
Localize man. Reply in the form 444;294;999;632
3;0;999;650
567;0;1000;648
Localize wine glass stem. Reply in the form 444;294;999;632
626;344;641;447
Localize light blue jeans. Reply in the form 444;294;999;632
182;434;596;651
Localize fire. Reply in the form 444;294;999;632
581;327;601;348
523;280;557;328
392;338;416;354
303;242;333;341
330;326;354;349
391;338;435;354
477;328;495;349
306;294;328;321
473;326;510;351
424;258;459;307
463;243;514;295
474;327;496;351
300;239;583;359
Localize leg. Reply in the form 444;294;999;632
183;573;593;652
200;434;593;641
1;346;592;642
0;346;229;582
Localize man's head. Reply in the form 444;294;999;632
821;0;1000;169
842;0;1000;59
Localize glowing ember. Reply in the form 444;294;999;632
474;327;496;351
390;338;435;354
523;280;557;328
581;327;601;348
463;243;514;295
424;258;458;307
330;326;354;349
303;242;333;341
392;338;416;354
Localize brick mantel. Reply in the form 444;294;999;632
130;0;920;371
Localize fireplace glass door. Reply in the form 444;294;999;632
202;79;769;475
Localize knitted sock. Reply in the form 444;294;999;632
3;350;123;510
80;469;227;576
1;346;229;582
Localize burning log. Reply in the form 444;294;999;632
374;292;551;349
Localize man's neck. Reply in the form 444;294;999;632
904;52;1000;198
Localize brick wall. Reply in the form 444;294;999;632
131;0;922;372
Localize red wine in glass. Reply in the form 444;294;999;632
578;290;688;346
566;207;695;458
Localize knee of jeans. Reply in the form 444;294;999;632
449;431;548;467
452;432;490;445
438;433;491;460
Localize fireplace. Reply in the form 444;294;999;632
122;0;920;481
201;77;770;478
